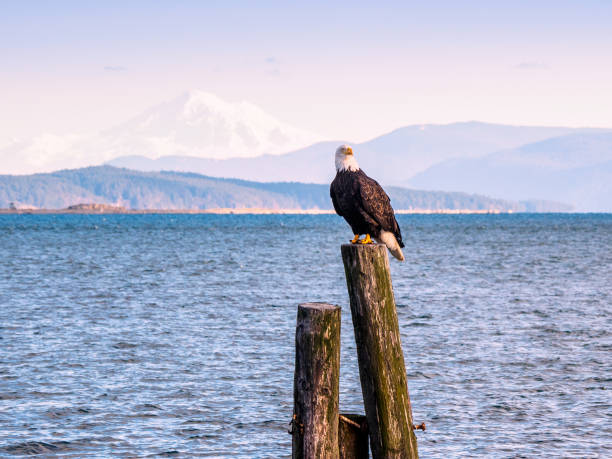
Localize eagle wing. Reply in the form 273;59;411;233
330;183;343;216
357;173;404;247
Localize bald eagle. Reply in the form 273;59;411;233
330;145;405;261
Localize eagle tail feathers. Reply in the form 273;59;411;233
377;230;405;261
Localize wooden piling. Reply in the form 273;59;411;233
292;303;341;459
341;244;418;459
339;413;369;459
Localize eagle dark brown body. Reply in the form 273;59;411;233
330;169;404;249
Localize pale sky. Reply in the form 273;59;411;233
1;0;611;143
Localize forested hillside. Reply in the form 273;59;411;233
0;166;571;212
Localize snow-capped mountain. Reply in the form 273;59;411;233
0;90;322;174
94;90;321;160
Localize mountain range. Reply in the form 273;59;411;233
407;132;612;211
108;122;600;184
0;166;569;212
1;90;611;211
107;121;612;211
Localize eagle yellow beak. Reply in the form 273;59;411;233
345;147;353;155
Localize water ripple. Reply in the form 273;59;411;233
0;214;610;457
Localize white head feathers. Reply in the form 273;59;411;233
335;144;360;172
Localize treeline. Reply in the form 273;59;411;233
0;166;571;211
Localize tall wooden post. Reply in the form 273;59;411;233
292;303;341;459
341;244;418;459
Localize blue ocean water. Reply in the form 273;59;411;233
0;214;610;458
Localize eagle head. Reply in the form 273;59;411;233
335;144;360;172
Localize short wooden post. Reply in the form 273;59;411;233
341;244;418;459
339;413;369;459
292;303;341;459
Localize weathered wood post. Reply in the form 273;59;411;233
339;413;369;459
341;244;418;459
292;303;341;459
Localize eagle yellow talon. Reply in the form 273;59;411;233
360;234;373;244
350;234;361;244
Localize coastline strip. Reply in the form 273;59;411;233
0;208;513;215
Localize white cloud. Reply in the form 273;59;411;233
515;61;548;70
104;66;127;72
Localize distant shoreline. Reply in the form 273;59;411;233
0;207;516;215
